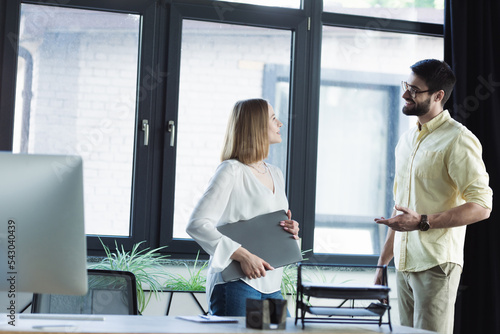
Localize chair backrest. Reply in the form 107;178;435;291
32;269;138;315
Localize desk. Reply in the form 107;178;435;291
1;314;436;334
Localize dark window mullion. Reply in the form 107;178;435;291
21;0;153;14
322;12;443;37
0;0;21;151
289;0;323;258
171;0;306;30
157;3;183;253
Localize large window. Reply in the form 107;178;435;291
2;0;159;252
13;4;140;236
157;3;307;256
172;20;292;239
308;6;444;262
314;27;443;256
0;0;444;260
315;36;443;256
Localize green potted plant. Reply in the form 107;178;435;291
163;251;207;292
160;251;208;315
89;240;169;314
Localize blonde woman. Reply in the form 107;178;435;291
186;98;299;316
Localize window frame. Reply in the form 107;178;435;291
301;5;444;265
158;1;310;257
0;0;164;255
0;0;444;261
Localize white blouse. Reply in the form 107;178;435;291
186;159;289;303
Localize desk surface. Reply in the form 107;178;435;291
1;314;436;334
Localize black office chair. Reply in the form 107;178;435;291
31;269;139;315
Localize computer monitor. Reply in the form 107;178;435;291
0;152;88;299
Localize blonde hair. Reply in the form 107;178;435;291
221;98;269;164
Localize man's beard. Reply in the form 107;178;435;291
402;97;431;116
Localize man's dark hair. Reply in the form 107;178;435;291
410;59;456;106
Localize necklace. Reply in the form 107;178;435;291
247;161;268;174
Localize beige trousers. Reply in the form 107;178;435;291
397;263;462;334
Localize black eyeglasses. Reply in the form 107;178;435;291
401;81;432;99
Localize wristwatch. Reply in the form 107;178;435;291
418;214;430;231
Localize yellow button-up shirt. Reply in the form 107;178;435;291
393;110;493;272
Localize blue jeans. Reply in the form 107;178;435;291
210;280;284;316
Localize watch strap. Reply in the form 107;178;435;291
419;214;429;231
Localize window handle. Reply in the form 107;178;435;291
142;119;149;146
168;120;175;147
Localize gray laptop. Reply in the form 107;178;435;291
217;210;303;282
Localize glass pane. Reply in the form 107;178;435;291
173;20;292;239
213;0;300;10
323;0;445;24
14;4;140;236
315;25;444;255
